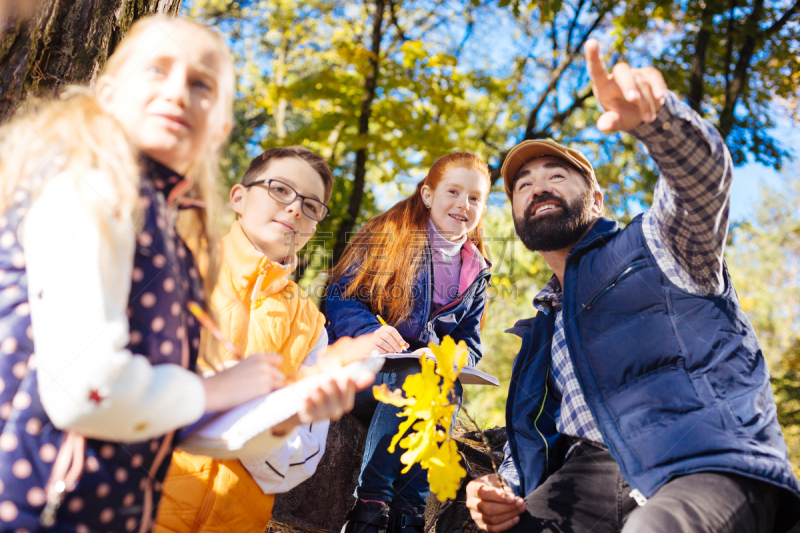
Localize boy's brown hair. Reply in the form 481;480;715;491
242;146;334;203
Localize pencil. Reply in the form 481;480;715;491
375;314;409;351
188;302;243;360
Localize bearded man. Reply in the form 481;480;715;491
465;39;800;533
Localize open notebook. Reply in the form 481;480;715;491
178;352;497;458
178;356;385;458
382;352;499;386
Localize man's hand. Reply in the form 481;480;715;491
585;38;668;132
466;475;526;532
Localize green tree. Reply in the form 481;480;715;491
726;170;800;475
617;0;800;168
462;206;552;427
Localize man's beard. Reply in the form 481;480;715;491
514;189;595;252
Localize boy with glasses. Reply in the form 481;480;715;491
155;146;366;533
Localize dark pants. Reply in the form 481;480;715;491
509;440;783;533
351;359;463;510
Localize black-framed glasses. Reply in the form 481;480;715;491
244;179;330;222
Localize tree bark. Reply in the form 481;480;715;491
331;0;386;265
688;4;715;115
718;0;763;139
0;0;181;122
270;415;505;533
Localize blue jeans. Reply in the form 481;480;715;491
351;359;463;510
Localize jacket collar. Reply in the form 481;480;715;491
141;157;184;197
222;221;297;298
567;217;620;259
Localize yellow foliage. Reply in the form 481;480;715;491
372;336;468;501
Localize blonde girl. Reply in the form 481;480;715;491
0;15;365;533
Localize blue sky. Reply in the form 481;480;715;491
729;111;798;221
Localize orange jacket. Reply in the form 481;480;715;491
154;221;325;533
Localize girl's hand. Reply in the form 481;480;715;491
371;325;407;353
202;353;284;413
412;347;434;359
272;369;375;436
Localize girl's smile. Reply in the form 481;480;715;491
422;167;489;241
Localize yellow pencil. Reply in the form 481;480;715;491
375;314;409;351
188;301;243;360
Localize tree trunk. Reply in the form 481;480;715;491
0;0;182;122
270;416;504;533
270;414;368;531
688;4;715;115
330;0;386;265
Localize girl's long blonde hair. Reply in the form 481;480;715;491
98;14;237;295
330;152;491;325
0;87;141;227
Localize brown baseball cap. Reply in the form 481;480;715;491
500;139;598;199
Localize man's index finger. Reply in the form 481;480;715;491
585;39;608;87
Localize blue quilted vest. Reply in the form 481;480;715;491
506;215;800;532
0;158;202;533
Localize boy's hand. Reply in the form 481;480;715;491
297;370;374;423
371;325;407;353
202;353;284;413
585;38;667;132
466;475;526;532
272;368;375;436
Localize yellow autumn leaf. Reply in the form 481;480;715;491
429;336;468;390
374;335;468;501
426;439;466;501
372;383;413;407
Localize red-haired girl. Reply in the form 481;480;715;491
326;152;492;533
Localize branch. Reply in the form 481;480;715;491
720;0;764;137
566;0;588;50
688;4;714;114
524;3;611;135
724;0;736;97
540;85;594;135
551;14;559;70
455;4;475;60
388;0;406;42
765;0;800;35
458;403;507;491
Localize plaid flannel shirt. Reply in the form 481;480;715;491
532;91;733;448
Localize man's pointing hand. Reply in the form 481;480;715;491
585;38;668;132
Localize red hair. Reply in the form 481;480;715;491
331;152;490;324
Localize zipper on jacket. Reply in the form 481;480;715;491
429;267;491;321
562;254;641;501
581;262;646;310
533;365;552;471
192;460;220;532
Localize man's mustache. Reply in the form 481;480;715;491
524;192;566;220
